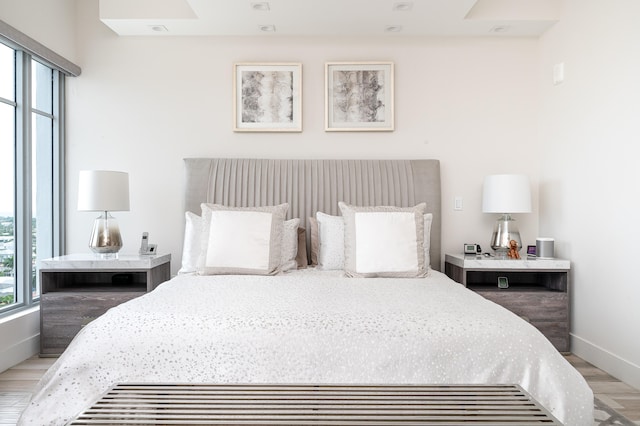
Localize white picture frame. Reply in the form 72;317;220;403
233;62;302;132
325;61;394;132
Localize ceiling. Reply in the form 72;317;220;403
99;0;560;37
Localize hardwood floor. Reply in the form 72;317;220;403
0;357;54;425
565;354;640;424
1;354;639;425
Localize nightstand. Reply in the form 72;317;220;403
444;253;570;352
39;253;171;356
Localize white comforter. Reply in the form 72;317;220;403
20;270;593;425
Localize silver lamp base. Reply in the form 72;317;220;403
490;213;522;253
89;211;123;254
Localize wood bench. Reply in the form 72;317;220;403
68;383;562;425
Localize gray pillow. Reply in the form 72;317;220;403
280;218;300;272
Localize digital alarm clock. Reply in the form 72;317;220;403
464;243;481;255
498;276;509;289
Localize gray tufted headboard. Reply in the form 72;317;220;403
183;158;442;271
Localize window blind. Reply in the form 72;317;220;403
0;19;81;77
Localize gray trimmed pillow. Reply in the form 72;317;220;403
339;202;428;278
198;203;289;275
309;213;432;270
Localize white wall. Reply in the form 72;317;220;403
0;0;77;63
67;0;540;275
538;0;640;388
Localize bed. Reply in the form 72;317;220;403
20;159;593;425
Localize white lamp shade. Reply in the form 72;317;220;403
482;174;531;213
78;170;130;212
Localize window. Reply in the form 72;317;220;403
0;43;17;309
0;41;64;314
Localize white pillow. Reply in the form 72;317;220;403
198;203;288;275
178;211;202;275
339;202;428;278
424;213;433;270
280;218;300;272
315;212;344;270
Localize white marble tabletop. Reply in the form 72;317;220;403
39;253;171;270
445;253;570;270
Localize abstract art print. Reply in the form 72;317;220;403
234;63;302;132
325;62;394;131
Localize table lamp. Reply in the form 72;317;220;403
482;174;531;254
77;170;130;255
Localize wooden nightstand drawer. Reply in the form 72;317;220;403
38;254;171;356
474;290;569;352
474;290;568;322
40;291;144;355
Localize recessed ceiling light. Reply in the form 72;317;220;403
148;25;168;32
490;25;510;33
259;24;276;32
385;25;403;33
251;2;270;11
392;1;413;11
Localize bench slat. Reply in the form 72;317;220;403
68;384;562;425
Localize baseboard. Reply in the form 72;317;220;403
571;333;640;391
0;307;40;373
0;334;39;373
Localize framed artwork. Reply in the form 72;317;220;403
325;61;394;132
233;63;302;132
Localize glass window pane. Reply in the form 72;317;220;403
0;43;15;102
0;103;16;307
32;60;52;114
32;113;54;299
